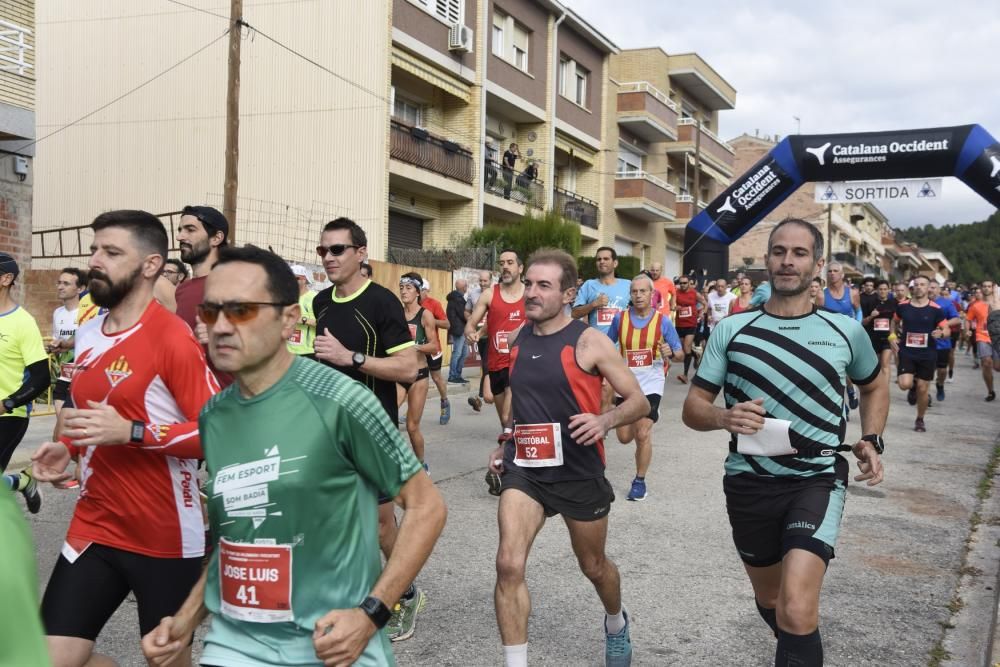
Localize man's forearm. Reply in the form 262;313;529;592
603;392;648;431
571;303;593;319
681;395;725;431
858;381;889;437
174;566;209;634
361;348;419;383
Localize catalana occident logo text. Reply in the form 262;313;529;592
807;138;951;166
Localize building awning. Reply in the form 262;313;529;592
392;49;471;104
555;132;598;166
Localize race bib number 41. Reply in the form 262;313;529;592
219;538;294;623
513;423;563;468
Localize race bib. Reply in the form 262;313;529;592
873;318;891;332
495;330;511;354
736;418;798;457
626;349;653;368
287;329;302;344
219;538;293;623
513;423;563;467
905;332;928;348
678;306;693;319
408;324;418;340
596;307;618;326
58;362;77;382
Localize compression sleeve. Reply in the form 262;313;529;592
4;359;51;409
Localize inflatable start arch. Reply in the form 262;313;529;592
682;124;1000;277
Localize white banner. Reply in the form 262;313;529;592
814;178;943;203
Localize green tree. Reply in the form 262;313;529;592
896;210;1000;283
462;209;582;260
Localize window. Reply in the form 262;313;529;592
392;89;422;126
617;145;642;175
492;9;530;72
411;0;462;24
558;55;589;108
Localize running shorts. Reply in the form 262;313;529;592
898;353;935;382
52;378;72;403
500;471;614;521
676;327;697;338
935;348;950;369
615;394;661;423
489;367;510;395
426;353;443;372
977;341;1000;363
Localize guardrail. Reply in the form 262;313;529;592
618;82;677;111
554;187;599;229
484;164;545;208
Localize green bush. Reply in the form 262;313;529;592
462;209;582;261
578;254;641;281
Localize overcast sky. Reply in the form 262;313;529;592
567;0;1000;228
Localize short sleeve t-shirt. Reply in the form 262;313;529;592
0;306;47;418
707;291;737;328
175;276;234;387
573;278;631;334
693;307;879;479
0;489;51;666
421;295;446;358
200;357;421;667
287;290;317;355
966;301;992;344
932;297;960;350
894;301;947;360
313;280;414;423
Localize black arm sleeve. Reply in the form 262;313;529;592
5;359;51;409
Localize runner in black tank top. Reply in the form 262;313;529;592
487;249;648;667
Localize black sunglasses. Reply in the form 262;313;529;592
197;301;294;325
316;244;359;258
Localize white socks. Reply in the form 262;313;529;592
502;643;527;667
605;609;626;634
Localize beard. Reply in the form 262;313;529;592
179;239;211;265
769;272;812;297
89;265;142;309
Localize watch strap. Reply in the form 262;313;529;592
359;596;391;628
130;420;145;444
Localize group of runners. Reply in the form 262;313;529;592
0;206;997;667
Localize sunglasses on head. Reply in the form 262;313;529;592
316;244;359;258
197;301;294;325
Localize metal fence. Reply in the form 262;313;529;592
553;187;599;229
387;246;497;272
390;119;474;184
483;164;545;209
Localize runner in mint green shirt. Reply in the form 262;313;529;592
142;246;446;667
0;488;51;665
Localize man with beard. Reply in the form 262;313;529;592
860;279;896;389
30;210;219;667
174;205;233;387
683;218;886;667
673;274;706;384
892;276;949;431
647;262;675;320
465;250;526;496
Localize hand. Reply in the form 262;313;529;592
141;616;194;666
31;441;73;485
851;440;883;486
594;293;609;308
61;401;131;446
487;445;505;474
889;339;899;354
568;412;609;446
717;398;766;435
465;329;477;347
312;608;376;666
314;328;352;366
194;315;209;345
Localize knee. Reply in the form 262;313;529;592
406;421;419;437
578;554;610;584
897;376;911;390
495;551;527;586
776;593;818;634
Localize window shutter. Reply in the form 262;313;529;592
435;0;462;24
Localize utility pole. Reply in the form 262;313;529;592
223;0;243;241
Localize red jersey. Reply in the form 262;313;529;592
421;295;447;354
64;300;219;559
674;288;699;329
486;284;525;372
175;276;234;387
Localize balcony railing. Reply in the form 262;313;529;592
674;194;709;219
554;187;599;229
833;251;882;277
676;118;735;169
390;118;474;184
614;170;677;216
483;164;545;209
618;82;677;110
616;82;678;141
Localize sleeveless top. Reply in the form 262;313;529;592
823;285;854;316
730;297;751;315
503;319;604;482
406;307;427;345
674;288;699;329
485;284;526;372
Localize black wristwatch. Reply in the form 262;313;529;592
860;434;884;454
358;596;392;628
130;420;145;444
2;398;14;414
352;351;366;370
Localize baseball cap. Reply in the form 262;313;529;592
421;280;431;291
181;205;229;241
0;252;19;277
290;265;310;281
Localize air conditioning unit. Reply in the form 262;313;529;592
448;24;473;53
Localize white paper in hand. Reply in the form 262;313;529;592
736;418;797;457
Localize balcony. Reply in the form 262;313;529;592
483;164;545;209
673;194;709;221
554;187;599;229
832;252;881;278
667;119;735;177
389;119;474;184
616;82;678;143
613;170;676;223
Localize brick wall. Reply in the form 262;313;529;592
21;268;61;334
0;152;33;305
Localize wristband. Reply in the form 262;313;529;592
887;334;897;341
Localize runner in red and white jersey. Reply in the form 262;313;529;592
31;210;218;667
673;276;706;384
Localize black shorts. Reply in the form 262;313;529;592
426;354;443;372
501;471;614;521
41;543;203;640
478;338;488;368
950;329;960;346
869;336;891;354
935;348;950;369
676;327;697;338
52;378;71;403
399;366;430;392
0;415;30;470
898;353;935;382
489;367;510;395
723;456;849;568
615;394;661;423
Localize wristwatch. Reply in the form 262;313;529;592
860;434;885;454
352;351;366;370
2;398;14;414
358;596;392;628
130;420;145;444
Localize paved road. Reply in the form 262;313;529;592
8;355;999;666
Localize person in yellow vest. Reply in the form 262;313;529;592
606;274;684;501
287;265;317;359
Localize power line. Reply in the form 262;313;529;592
14;27;232;155
163;0;230;21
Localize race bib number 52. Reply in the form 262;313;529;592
219;538;293;623
513;423;563;468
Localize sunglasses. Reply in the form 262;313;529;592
316;244;359;258
197;301;293;325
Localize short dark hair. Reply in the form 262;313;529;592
876;279;890;288
91;210;169;259
862;276;876;285
360;262;372;278
214;245;298;306
323;217;367;248
164;258;189;279
596;246;617;261
526;248;578;291
767;217;824;260
60;267;89;287
499;248;523;266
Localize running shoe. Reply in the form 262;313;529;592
447;377;467;385
485;471;502;497
468;396;482;412
936;386;945;402
386;588;426;642
847;390;859;410
19;469;41;514
945;376;954;384
914;418;926;432
987;392;996;402
440;399;450;425
626;478;647;502
605;609;633;667
907;387;917;406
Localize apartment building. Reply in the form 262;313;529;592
0;0;34;298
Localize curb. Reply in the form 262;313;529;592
939;431;1000;667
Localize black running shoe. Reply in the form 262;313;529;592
907;387;917;405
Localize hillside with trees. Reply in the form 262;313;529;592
895;210;1000;283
